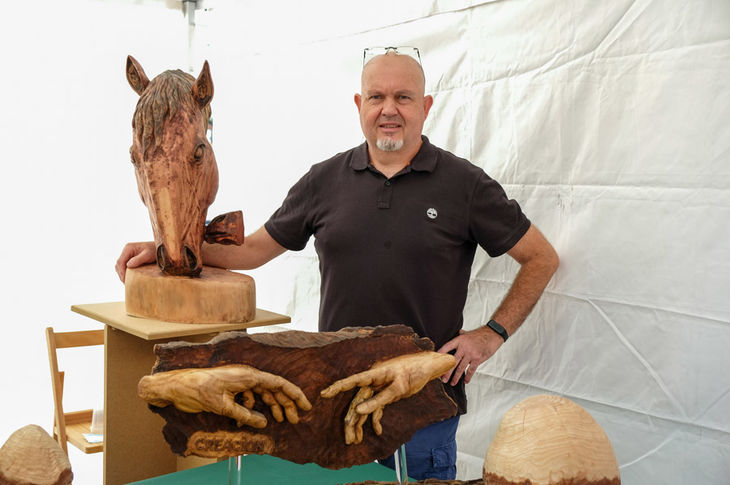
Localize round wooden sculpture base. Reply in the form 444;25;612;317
125;264;256;324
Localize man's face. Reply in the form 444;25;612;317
355;54;433;157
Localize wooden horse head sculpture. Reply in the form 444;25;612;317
126;56;241;277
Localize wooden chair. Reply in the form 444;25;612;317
45;327;105;455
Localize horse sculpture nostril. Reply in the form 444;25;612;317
156;245;170;271
185;245;198;271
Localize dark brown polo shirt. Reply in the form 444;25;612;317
265;136;530;413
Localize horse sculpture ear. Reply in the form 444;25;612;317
192;60;214;109
126;55;150;96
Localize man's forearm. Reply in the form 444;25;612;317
491;225;559;335
202;226;287;270
490;255;558;335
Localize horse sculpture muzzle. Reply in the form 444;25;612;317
126;55;218;277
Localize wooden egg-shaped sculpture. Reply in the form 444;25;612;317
483;395;620;485
0;424;73;485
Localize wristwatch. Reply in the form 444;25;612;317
486;319;509;342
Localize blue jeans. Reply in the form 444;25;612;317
379;416;460;480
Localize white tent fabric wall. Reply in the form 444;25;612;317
197;0;730;483
0;0;727;484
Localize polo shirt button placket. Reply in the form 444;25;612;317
378;179;393;209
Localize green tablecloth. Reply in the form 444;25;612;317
130;454;412;484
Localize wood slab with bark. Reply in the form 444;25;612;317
142;325;458;469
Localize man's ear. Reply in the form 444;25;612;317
423;95;434;119
354;93;362;112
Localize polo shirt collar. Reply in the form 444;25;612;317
351;136;438;173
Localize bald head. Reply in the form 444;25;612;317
361;52;426;94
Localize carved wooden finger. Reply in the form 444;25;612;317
353;413;368;445
344;387;374;445
242;390;255;408
142;325;458;469
273;390;302;424
257;389;284;422
372;407;384;436
221;395;267;428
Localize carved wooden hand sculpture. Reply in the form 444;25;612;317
138;364;312;428
321;351;456;444
138;326;459;468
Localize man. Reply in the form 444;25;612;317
116;47;559;480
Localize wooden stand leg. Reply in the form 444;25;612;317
104;326;177;485
104;327;219;484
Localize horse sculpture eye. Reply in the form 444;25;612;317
130;147;139;166
193;144;205;162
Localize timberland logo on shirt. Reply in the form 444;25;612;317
426;208;438;220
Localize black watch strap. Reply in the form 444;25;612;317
486;319;509;342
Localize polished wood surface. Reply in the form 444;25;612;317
0;425;73;485
484;395;620;485
127;55;218;277
141;326;458;469
125;265;256;324
71;301;288;340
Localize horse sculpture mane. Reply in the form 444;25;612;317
133;69;212;161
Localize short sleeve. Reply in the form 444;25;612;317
264;169;317;251
469;172;531;257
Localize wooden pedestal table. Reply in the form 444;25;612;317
71;301;290;485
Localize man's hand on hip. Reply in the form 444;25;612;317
437;327;503;385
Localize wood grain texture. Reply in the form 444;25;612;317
143;325;458;469
0;425;72;485
483;395;620;485
72;302;288;340
125;264;255;324
483;475;619;485
127;56;217;277
204;210;245;245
